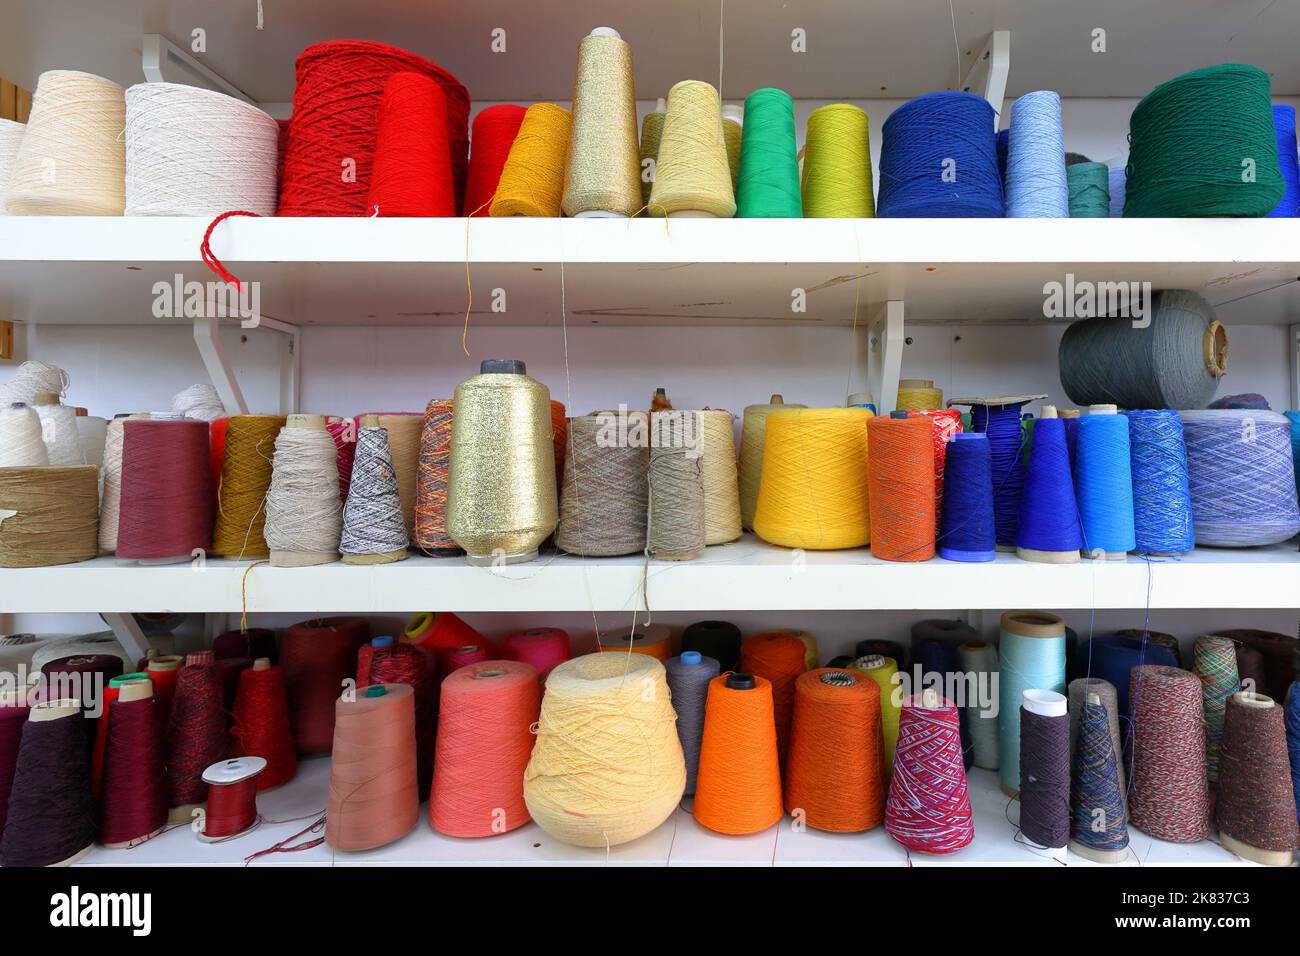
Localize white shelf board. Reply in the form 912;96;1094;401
3;535;1297;614
1;217;1298;327
75;758;1261;867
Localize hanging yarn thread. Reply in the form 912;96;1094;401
693;673;783;835
665;651;719;796
736;88;801;217
878;92;1002;217
1069;695;1129;863
524;653;685;847
802;104;874;217
1005;91;1068;217
562;28;640;217
340;423;408;564
647;80;734;217
1125;409;1194;555
599;622;672;661
867;412;935;561
885;692;975;854
490;103;572;217
555;411;648;556
1128;665;1210;842
365;72;455;217
1215;691;1299;865
1018;690;1070;851
464;104;526;215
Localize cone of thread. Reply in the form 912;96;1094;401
693;674;783;835
561;31;640;217
649;80;735;217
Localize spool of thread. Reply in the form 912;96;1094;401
199;757;265;840
1125;64;1282;217
115;418;212;563
938;433;995;562
1018;690;1070;851
665;651;719;796
599;623;672;661
414;399;459;555
877;92;1002;218
0;466;98;568
363;640;436;802
0;403;49;467
164;659;227;820
124;82;278;216
736;88;801;217
500;627;570;680
1079;632;1179;725
867;413;935;562
353;413;420;539
437;642;492;677
211;415;285;558
0;700;95;867
681;620;742;672
90;672;144;798
1213;629;1300;701
1017;412;1081;563
404;611;482;653
1066;162;1109;217
908;407;963;501
740;631;807;766
555;411;648;556
40;655;122;761
145;655;183;728
739;395;804;530
775;629;819;671
1074;407;1135;558
431;661;541;837
1123;409;1194;555
0;692;31;839
1269;105;1300;217
801;104;873;217
324;416;354;502
784;669;884;832
281;617;368;755
1067;677;1125;806
753;407;872;550
885;692;974;854
647;410;705;560
722;104;742;190
912;626;975;769
1128;665;1210;842
998;611;1066;794
1069;694;1130;863
700;409;742;545
637;99;665;208
963;401;1028;549
5;71;125;215
1004;91;1068;217
957;642;999;770
230;658;296;791
562;29;640;217
1194;635;1239;786
463;104;526;215
848;391;877;413
279;40;469;217
264;414;341;567
524;653;684;847
340;424;408;564
100;678;166;847
648;80;735;218
0;118;23;214
1181;410;1300;546
1215;692;1299;865
325;684;419;852
365;72;455;217
490;103;572;216
32;397;82;465
447;360;558;565
1059;290;1226;409
849;655;902;775
693;673;783;835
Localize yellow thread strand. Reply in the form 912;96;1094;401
802;104;875;218
490;103;572;218
462;196;493;357
239;559;268;632
649;80;735;218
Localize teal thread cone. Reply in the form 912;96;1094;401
736;88;802;218
1067;162;1110;217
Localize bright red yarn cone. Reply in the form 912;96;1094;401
463;104;526;216
366;73;455;217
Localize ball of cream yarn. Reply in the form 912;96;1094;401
524;652;685;847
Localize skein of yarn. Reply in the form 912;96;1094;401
681;620;742;672
463;104;526;215
1074;407;1135;558
784;668;884;832
1017;410;1081;562
1069;695;1129;863
524;653;685;847
5;71;125;216
365;72;455;217
562;28;640;217
647;410;705;560
665;651;719;796
265;414;342;567
1194;635;1239;785
490;103;572;217
1018;690;1070;851
739;394;803;530
447;360;558;564
700;409;742;545
1215;692;1299;865
740;631;807;766
648;80;734;218
877;92;1002;217
753;407;872;550
281;617;368;754
998;611;1067;795
886;692;975;854
340;424;408;564
802;104;873;217
0;403;50;467
1125;64;1282;217
230;659;296;791
736;88;801;218
555;411;648;556
957;641;999;770
867;413;935;561
211;415;285;558
116;417;212;563
1128;665;1210;842
693;673;784;835
431;660;540;837
1059;290;1226;409
1181;411;1300;546
0;466;98;568
1005;91;1068;217
500;627;570;679
124;82;278;216
325;684;419;852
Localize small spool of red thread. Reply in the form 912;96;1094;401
463;104;526;216
200;756;266;841
366;72;455;217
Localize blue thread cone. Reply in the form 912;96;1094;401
1074;411;1135;556
1017;417;1082;560
939;433;995;562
